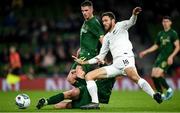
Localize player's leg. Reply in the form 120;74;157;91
151;68;163;93
124;67;162;104
123;56;163;103
54;102;72;109
85;68;107;103
152;67;173;100
81;65;120;109
81;67;108;109
36;88;80;109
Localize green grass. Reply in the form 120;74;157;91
0;90;180;112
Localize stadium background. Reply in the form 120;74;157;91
0;0;180;91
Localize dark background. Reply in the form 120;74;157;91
0;0;180;77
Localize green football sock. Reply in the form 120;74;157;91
152;77;163;93
47;93;64;105
159;77;169;90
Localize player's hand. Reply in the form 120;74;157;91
72;55;86;65
133;7;142;15
139;51;146;58
167;56;173;65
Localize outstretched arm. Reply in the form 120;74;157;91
73;36;109;65
139;44;159;58
122;7;142;30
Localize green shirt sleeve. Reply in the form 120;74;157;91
172;30;179;42
155;31;161;45
88;19;104;39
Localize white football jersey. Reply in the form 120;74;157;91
88;15;137;64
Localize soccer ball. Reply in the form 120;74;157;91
15;94;31;109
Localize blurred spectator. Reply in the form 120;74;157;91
6;46;22;85
55;37;66;62
3;11;16;27
0;0;179;77
9;46;22;74
42;48;56;68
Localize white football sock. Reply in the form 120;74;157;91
45;99;48;105
138;78;155;98
167;88;173;92
86;80;99;103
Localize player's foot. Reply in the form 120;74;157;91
36;98;46;109
153;92;163;104
80;102;100;109
165;88;173;100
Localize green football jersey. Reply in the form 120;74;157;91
153;29;179;71
155;29;178;56
80;16;104;54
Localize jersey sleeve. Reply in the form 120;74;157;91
172;30;179;42
96;35;110;60
88;19;104;39
88;35;109;64
154;32;161;45
118;15;137;30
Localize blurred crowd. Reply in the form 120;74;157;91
0;0;180;77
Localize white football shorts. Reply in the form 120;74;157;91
103;56;136;78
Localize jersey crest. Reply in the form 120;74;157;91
80;24;88;36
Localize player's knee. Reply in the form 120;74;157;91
151;68;163;77
65;88;79;98
63;90;73;98
132;76;139;83
71;88;80;97
151;72;160;78
151;71;157;77
85;74;92;80
128;74;140;83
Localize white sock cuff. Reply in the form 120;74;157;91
86;80;96;88
167;88;173;92
86;80;95;84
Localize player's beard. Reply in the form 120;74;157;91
106;22;112;32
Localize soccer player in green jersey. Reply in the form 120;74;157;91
36;65;115;109
67;0;104;87
36;0;116;109
139;16;180;100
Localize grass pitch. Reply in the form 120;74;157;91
0;90;180;112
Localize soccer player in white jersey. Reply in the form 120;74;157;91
73;7;163;109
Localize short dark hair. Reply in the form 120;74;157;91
81;0;93;7
101;12;116;20
162;16;172;21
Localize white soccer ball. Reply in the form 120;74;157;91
15;94;31;109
